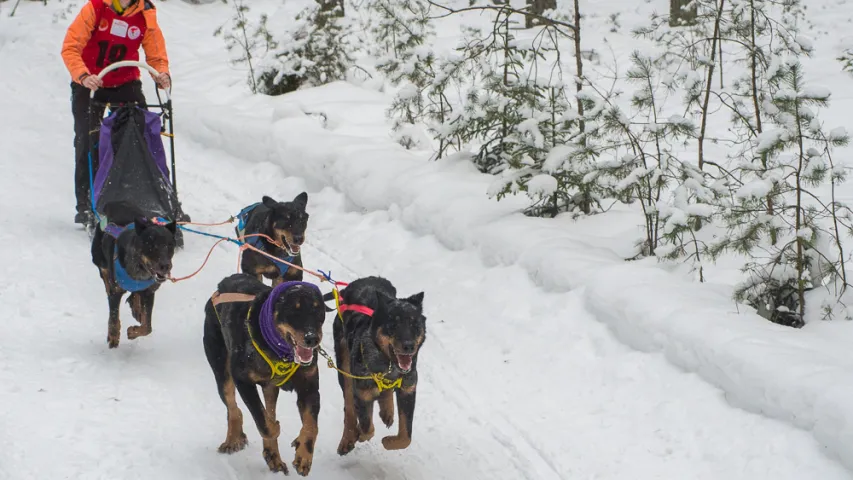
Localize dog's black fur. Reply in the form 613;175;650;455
91;201;177;348
328;276;426;455
238;193;309;286
203;273;326;476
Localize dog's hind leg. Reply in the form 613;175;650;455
382;384;416;451
204;308;247;453
219;373;249;453
127;290;155;340
335;342;359;456
378;390;395;428
355;385;377;442
290;368;320;476
235;380;288;474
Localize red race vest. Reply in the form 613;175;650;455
80;0;147;87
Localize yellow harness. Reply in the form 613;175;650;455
210;292;299;387
323;286;402;392
246;305;300;387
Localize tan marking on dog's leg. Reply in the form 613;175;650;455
356;388;376;442
382;411;411;450
99;268;111;295
260;385;286;473
106;289;123;349
129;294;143;324
218;375;248;454
383;384;416;451
337;344;359;456
128;292;154;340
291;393;319;476
378;389;395;428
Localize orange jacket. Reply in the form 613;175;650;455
61;0;169;84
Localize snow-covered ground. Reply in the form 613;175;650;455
2;0;853;478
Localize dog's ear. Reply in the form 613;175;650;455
405;292;425;310
262;196;279;209
293;192;308;208
134;218;148;233
166;221;177;235
374;290;394;316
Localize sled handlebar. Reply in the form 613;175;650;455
94;61;171;102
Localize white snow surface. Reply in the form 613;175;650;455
2;1;853;479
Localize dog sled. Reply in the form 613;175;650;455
87;60;186;245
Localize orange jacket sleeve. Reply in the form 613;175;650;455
61;2;97;83
142;7;169;75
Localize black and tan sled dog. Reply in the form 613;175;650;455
328;276;427;455
203;273;326;476
236;193;309;286
91;201;177;348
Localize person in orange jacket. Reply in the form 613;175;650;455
62;0;171;226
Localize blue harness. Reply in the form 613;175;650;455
236;203;295;276
104;222;157;292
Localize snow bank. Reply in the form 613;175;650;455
181;82;853;470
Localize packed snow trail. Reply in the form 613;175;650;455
0;3;851;479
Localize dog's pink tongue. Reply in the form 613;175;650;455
295;345;314;364
396;354;413;372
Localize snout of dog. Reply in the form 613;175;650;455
274;289;326;365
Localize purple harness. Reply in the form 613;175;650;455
259;281;320;360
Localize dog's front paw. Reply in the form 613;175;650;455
337;437;356;456
379;409;394;428
263;448;289;475
108;320;121;348
292;449;313;476
382;434;411;451
218;433;248;454
357;423;374;443
127;325;151;340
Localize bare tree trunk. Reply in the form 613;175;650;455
697;0;725;171
525;0;556;28
670;0;697;26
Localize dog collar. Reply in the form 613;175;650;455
338;303;375;317
258;281;321;360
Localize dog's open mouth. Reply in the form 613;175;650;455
287;334;315;365
145;265;169;283
294;344;314;364
278;236;301;256
395;352;414;372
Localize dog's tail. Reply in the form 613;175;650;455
322;290;338;312
203;299;230;402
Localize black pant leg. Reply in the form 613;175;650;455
71;82;99;213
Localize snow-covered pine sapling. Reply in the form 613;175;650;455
592;52;698;258
445;10;538;174
839;39;853;75
725;60;851;326
213;0;275;94
368;0;438;149
718;0;810;246
255;3;353;96
370;0;434;75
